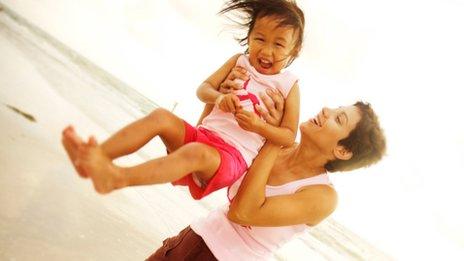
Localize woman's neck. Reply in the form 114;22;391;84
274;143;327;180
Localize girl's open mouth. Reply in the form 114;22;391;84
258;58;272;69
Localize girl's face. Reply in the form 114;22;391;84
248;16;297;75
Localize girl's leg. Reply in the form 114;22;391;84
78;140;221;194
124;142;221;185
62;108;186;178
101;108;187;159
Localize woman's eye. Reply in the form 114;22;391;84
255;38;264;42
276;43;285;48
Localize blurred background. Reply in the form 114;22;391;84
1;0;463;259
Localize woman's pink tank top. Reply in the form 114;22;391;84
199;55;298;167
191;173;332;260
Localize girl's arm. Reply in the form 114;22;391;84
196;104;214;126
196;63;250;126
235;83;300;147
196;54;240;104
227;143;337;227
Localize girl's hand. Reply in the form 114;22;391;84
219;66;249;94
235;109;264;133
217;93;242;113
255;89;285;126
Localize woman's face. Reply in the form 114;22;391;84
300;105;362;155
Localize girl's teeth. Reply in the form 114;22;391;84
259;59;272;67
260;61;271;69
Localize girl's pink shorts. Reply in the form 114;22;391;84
171;121;247;200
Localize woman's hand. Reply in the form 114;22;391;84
219;66;249;94
256;89;285;127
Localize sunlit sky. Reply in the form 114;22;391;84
4;0;464;259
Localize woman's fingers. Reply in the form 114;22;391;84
260;92;276;114
266;89;284;112
255;104;271;122
257;89;285;126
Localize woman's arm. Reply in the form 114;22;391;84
227;142;281;220
227;86;336;226
228;178;337;227
227;151;337;227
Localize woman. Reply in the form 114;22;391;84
147;67;386;260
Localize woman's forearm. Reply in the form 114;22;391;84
257;123;295;147
229;143;280;219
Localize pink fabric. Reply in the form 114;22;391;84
191;173;332;261
199;54;298;166
171;121;247;200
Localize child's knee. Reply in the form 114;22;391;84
147;108;171;121
145;108;178;128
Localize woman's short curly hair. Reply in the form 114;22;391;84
325;101;387;172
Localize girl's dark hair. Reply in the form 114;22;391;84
219;0;305;66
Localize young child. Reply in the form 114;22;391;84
62;0;305;199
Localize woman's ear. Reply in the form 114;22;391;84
333;145;353;161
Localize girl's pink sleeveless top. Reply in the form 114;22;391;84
199;54;298;167
191;173;332;260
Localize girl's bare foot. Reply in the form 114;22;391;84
77;137;125;194
61;125;88;178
